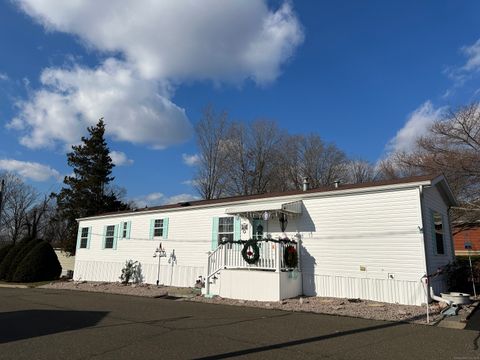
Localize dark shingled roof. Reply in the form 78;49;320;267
89;174;439;219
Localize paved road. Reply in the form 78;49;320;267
0;288;478;359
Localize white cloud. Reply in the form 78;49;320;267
0;159;61;182
182;153;200;166
110;150;134;167
15;1;303;85
132;192;199;207
132;192;164;207
461;39;480;73
0;73;8;81
387;101;445;153
182;179;197;187
10;1;303;151
445;38;480;88
164;193;200;204
8;59;192;149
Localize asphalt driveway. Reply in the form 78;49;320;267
0;287;478;359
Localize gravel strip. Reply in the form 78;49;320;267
40;280;446;324
39;280;189;298
190;295;444;324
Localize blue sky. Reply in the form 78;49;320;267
0;0;479;205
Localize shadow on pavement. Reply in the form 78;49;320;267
194;319;407;359
0;309;108;344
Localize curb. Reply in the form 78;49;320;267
0;283;28;289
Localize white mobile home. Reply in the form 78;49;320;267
74;174;456;305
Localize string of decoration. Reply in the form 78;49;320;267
218;238;297;245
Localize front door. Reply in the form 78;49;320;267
252;219;264;240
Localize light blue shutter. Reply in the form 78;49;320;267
87;226;92;249
163;218;169;239
126;221;132;239
149;219;155;239
119;222;124;240
234;217;241;241
76;226;82;250
102;225;107;249
113;225;118;250
211;217;219;250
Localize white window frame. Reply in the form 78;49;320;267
432;210;445;255
79;227;89;249
153;219;164;238
105;225;115;249
121;222;128;239
218;217;234;244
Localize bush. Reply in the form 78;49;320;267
6;237;41;281
0;244;14;268
120;260;141;284
444;259;480;293
12;240;61;283
0;237;34;280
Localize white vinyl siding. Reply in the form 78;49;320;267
421;186;454;294
299;188;426;298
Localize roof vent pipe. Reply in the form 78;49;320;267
334;180;340;189
302;177;310;192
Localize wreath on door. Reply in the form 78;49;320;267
241;240;260;264
284;245;298;268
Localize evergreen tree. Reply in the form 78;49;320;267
54;119;128;254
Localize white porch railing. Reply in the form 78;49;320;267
205;240;300;295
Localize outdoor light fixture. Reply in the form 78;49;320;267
279;213;288;232
153;242;167;286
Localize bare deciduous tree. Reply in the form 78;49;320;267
24;195;52;240
223;120;284;196
344;160;377;184
300;134;347;188
0;172;38;244
194;106;230;199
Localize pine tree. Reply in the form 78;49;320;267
54;119;128;254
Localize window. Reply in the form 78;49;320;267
218;217;234;244
252;219;264;240
432;211;445;255
79;227;89;249
121;222;128;239
153;219;164;237
105;225;115;249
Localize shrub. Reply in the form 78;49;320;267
0;244;14;268
12;240;61;283
444;259;480;293
120;260;139;284
0;237;34;280
6;237;40;281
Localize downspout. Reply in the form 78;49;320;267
430;286;452;305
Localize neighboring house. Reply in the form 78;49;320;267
453;224;480;256
54;249;75;277
74;174;456;306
